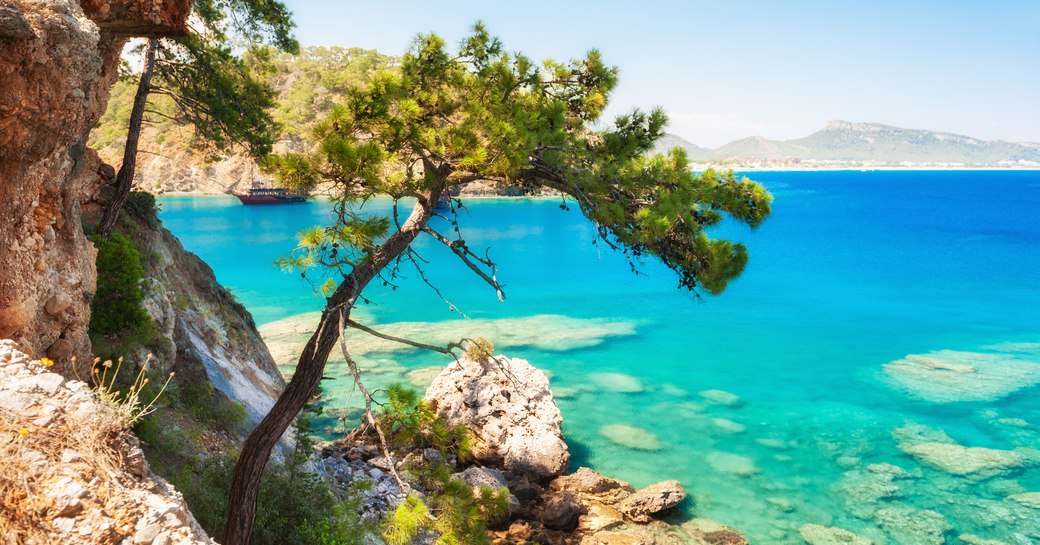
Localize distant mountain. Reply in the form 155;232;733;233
658;120;1040;166
651;133;716;161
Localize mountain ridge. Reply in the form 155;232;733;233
657;121;1040;166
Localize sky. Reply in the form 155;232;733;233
280;1;1040;148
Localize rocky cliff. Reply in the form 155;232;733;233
0;0;189;364
0;340;214;544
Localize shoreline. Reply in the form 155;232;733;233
153;167;1040;198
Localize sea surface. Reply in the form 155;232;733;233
158;171;1040;545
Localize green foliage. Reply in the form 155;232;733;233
137;409;367;545
266;23;773;297
153;32;282;157
377;385;508;545
380;384;473;461
125;191;161;226
383;484;509;545
89;232;156;350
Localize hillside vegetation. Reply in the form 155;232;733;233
90;47;397;194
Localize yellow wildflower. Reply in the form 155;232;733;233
17;428;29;437
40;357;55;367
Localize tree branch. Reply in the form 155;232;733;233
422;226;505;302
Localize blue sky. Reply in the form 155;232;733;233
281;1;1040;147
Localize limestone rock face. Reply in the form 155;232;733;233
615;480;687;523
425;354;570;480
0;0;190;363
0;340;214;544
137;223;286;437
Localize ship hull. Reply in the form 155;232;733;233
233;194;307;205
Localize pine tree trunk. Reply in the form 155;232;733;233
221;185;444;545
97;38;158;238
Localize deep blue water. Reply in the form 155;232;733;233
159;171;1040;545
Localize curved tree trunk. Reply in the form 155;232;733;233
221;185;444;545
97;38;158;238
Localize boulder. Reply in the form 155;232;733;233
616;480;686;523
541;491;584;531
425;355;569;480
550;467;635;502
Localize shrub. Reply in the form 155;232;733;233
125;191;161;226
90;232;154;341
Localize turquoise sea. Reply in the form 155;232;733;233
159;171;1040;545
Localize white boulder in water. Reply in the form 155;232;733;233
424;354;569;480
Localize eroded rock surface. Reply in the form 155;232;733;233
425;354;570;480
0;340;213;544
0;0;190;365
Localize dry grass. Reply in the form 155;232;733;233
0;405;135;544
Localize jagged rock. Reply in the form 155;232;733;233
579;503;626;532
0;343;215;544
616;480;686;523
550;467;634;502
541;491;584;531
425;355;569;480
453;466;509;491
799;524;875;545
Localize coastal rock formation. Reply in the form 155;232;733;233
898;441;1034;478
0;0;189;363
0;340;213;544
324;353;747;545
424;354;570;480
134;218;286;434
615;480;687;523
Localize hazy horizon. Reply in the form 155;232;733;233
280;0;1040;148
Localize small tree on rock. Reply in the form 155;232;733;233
223;24;772;545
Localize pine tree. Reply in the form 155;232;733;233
96;0;298;237
223;23;772;544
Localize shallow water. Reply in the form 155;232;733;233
159;171;1040;544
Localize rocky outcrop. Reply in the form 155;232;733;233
81;0;191;36
0;340;213;544
132;217;286;434
615;480;687;523
424;354;570;481
418;353;745;545
0;0;190;364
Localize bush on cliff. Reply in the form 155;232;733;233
89;232;156;353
